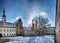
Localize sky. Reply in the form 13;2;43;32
0;0;56;27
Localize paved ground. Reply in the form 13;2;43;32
0;39;10;43
0;36;28;43
0;35;54;43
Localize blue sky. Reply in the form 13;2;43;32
0;0;56;27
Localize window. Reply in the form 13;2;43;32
4;29;5;32
4;34;5;36
12;34;13;35
10;33;11;35
7;29;8;32
7;34;8;36
10;29;11;32
0;29;1;31
12;30;14;32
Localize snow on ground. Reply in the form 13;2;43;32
3;35;54;43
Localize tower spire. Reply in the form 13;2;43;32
2;8;6;22
3;8;6;17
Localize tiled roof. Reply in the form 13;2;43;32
0;21;16;28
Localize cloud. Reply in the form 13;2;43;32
26;3;48;27
26;4;48;26
15;12;55;27
0;19;2;21
48;18;55;27
26;4;39;26
25;1;55;27
39;11;47;18
27;11;47;24
29;6;54;27
15;16;21;20
26;8;54;27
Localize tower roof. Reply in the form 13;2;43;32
2;8;6;17
18;18;22;22
3;14;6;17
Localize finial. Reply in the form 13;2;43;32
3;8;5;14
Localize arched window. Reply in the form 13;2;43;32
10;29;11;32
4;29;5;32
7;34;8;36
0;29;1;31
7;29;8;32
10;33;11;35
4;34;5;36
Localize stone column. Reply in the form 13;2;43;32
56;0;60;43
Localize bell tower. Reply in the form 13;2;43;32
16;18;24;36
2;8;6;22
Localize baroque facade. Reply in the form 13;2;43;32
0;9;16;36
0;8;55;37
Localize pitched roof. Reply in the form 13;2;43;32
0;21;16;28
